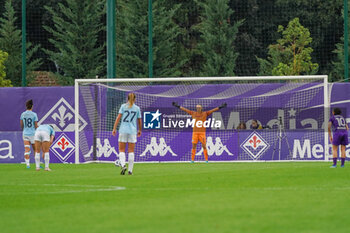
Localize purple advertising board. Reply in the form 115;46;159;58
1;83;350;164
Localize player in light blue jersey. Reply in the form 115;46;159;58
112;93;142;175
20;100;38;168
34;124;55;171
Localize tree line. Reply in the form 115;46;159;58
0;0;347;86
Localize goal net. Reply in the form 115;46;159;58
74;76;329;164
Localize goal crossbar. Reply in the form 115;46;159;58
75;75;327;84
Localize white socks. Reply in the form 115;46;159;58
44;152;50;168
128;153;135;173
119;152;135;173
35;153;40;169
24;145;31;166
119;152;126;167
25;158;30;166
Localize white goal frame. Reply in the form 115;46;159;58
74;75;329;164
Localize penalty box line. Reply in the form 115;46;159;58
0;183;126;195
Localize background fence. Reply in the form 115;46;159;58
0;0;348;86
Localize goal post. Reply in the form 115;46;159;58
74;75;329;164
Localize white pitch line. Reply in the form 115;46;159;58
129;187;210;191
144;186;350;192
233;186;350;191
37;187;126;194
0;183;126;195
129;186;350;191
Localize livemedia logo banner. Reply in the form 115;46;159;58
143;110;162;129
142;108;222;131
141;107;328;132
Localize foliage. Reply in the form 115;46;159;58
116;0;148;78
153;2;186;77
116;0;184;78
0;1;346;79
258;18;318;76
0;0;42;86
43;0;105;85
274;0;343;75
228;0;264;76
0;49;12;87
195;0;243;76
331;41;348;82
330;6;350;82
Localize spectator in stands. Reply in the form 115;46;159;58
237;122;246;130
251;119;263;130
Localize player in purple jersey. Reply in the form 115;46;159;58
328;108;349;168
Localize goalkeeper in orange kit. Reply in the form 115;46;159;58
172;102;227;163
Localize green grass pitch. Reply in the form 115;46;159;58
1;162;350;233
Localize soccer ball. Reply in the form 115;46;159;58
114;160;121;167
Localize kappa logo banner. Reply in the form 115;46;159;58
241;132;270;160
39;97;87;132
196;137;233;156
140;137;177;156
83;138;118;159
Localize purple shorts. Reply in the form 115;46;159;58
332;131;349;146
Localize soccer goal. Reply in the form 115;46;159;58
74;75;329;164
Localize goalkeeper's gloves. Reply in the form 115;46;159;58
218;103;227;109
172;102;180;109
